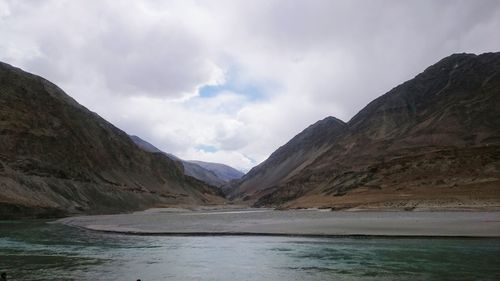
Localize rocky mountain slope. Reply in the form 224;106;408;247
227;116;347;200
0;62;224;219
130;135;243;187
231;52;500;210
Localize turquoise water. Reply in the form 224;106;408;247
1;220;500;281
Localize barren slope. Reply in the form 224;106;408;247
0;62;224;218
228;117;346;202
234;52;500;209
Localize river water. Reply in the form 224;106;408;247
1;220;499;281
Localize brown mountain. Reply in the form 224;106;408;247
232;52;500;210
0;62;224;219
226;116;347;200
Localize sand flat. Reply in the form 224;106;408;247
58;209;500;237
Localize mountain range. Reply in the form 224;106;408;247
1;52;499;218
130;135;243;187
229;52;500;210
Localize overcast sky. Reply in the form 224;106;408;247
1;0;499;171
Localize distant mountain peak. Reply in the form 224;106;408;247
129;135;243;187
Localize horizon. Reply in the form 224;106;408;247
1;0;499;171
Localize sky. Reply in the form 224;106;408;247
1;0;499;171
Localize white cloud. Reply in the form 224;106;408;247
0;0;499;171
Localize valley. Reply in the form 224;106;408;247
1;52;499;218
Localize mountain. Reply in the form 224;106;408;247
130;135;243;187
188;161;244;182
231;52;500;210
227;116;347;200
0;62;224;219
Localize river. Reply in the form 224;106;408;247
1;220;500;280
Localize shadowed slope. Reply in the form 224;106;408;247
0;62;224;218
227;116;347;202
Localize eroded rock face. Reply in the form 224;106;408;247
0;62;224;219
233;52;500;209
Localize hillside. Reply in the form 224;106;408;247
130;135;243;187
0;62;224;219
231;52;500;210
188;161;244;182
227;116;347;200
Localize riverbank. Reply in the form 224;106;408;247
58;208;500;237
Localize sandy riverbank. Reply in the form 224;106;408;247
58;208;500;237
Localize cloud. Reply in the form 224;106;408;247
1;0;224;99
1;0;499;171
